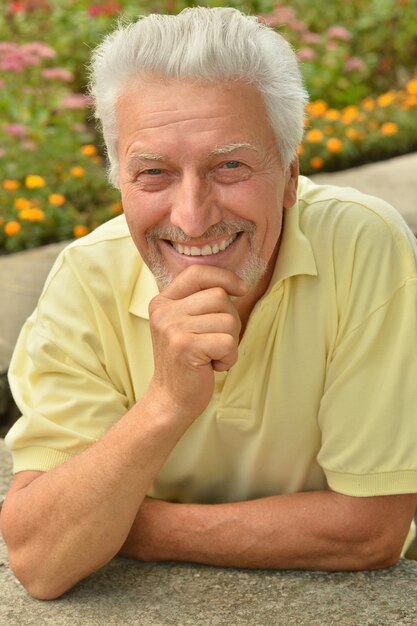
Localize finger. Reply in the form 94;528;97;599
166;286;242;317
186;312;241;341
191;333;238;370
161;264;247;300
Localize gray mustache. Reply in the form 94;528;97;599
146;220;256;243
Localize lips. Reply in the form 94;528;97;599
169;233;239;256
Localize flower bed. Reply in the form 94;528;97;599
1;0;417;252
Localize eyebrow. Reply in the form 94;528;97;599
126;151;166;174
208;142;258;156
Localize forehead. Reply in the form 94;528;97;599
116;77;276;160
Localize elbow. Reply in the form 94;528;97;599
8;549;74;600
354;533;403;571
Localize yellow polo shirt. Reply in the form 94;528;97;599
6;177;417;510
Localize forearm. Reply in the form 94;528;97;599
1;391;189;599
121;491;411;571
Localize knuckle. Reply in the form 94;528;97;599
209;286;228;304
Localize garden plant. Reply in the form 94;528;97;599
1;0;417;253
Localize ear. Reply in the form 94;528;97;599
283;159;299;210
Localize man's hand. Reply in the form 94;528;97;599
148;265;247;423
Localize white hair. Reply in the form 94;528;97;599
88;7;308;187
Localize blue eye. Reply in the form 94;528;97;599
145;168;162;175
224;161;240;169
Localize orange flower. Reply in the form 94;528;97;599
403;94;417;109
345;128;359;140
341;105;359;124
310;157;324;169
111;201;123;214
361;97;375;111
306;100;327;117
377;92;395;107
406;78;417;95
48;193;66;206
380;122;398;136
70;166;85;178
305;129;324;143
4;221;21;236
324;109;340;121
73;224;89;238
18;208;45;222
2;179;20;191
326;138;343;153
81;144;97;157
14;197;31;211
25;175;46;189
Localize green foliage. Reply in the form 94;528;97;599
1;0;417;252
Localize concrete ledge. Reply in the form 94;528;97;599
0;241;69;374
1;440;417;626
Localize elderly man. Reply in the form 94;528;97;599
1;7;417;600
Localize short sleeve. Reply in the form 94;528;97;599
318;278;417;496
6;250;133;473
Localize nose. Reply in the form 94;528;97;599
169;172;222;238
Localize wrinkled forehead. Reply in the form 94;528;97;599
115;77;277;164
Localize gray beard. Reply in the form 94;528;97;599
145;220;268;291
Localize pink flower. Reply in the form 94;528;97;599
0;55;25;72
21;140;36;151
301;32;321;45
327;26;351;41
0;147;6;158
344;56;366;72
325;40;339;51
3;123;27;137
88;5;102;16
42;67;74;81
61;93;94;109
291;19;307;33
8;1;25;13
258;5;298;27
0;43;18;53
297;47;317;61
22;42;56;58
0;43;54;72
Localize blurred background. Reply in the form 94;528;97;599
0;0;416;254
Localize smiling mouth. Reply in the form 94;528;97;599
168;233;239;256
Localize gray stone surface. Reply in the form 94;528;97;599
0;241;68;373
1;440;417;625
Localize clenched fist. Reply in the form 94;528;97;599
147;265;247;425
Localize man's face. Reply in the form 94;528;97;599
117;77;297;293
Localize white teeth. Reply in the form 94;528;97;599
172;233;238;256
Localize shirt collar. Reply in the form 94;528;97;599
267;178;317;292
129;261;159;319
129;176;317;319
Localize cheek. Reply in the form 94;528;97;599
121;187;167;240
